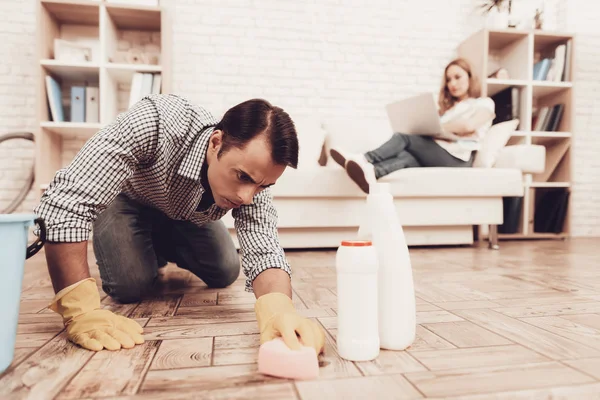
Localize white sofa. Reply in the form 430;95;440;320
223;116;546;250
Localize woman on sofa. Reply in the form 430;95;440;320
329;58;496;194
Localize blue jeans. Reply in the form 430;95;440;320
92;193;240;303
364;133;472;179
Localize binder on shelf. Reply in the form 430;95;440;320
534;189;570;233
128;72;159;108
45;75;64;122
85;86;99;123
70;86;86;123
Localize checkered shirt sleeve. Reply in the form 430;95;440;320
33;99;160;242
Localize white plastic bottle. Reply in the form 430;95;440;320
335;239;380;361
367;183;416;350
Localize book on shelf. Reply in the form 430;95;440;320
45;79;99;124
45;76;64;122
533;41;571;82
491;86;520;127
534;188;569;233
128;72;161;109
532;103;564;132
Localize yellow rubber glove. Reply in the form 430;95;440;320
255;292;325;355
49;278;145;351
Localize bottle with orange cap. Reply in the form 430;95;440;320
335;239;380;361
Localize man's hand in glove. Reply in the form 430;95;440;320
49;278;145;351
255;292;326;355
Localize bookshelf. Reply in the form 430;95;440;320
35;0;171;193
458;28;574;240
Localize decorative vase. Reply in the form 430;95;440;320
485;8;509;29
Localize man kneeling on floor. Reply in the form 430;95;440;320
33;94;325;355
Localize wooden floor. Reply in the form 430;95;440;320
2;238;600;399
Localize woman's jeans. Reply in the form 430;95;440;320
364;133;472;179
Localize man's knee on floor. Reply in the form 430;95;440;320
205;257;241;288
102;275;156;304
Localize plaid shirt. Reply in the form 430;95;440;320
34;94;291;292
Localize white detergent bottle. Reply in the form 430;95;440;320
335;239;380;361
367;182;416;350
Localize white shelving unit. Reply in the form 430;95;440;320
35;0;171;193
459;28;575;239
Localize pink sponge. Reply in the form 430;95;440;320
257;338;319;380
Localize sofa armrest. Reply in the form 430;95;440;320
494;144;546;173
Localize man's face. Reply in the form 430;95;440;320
205;130;286;210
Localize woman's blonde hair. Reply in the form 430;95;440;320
438;58;481;116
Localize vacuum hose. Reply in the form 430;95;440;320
0;131;35;214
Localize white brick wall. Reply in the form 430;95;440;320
1;0;598;236
0;0;38;214
563;0;600;236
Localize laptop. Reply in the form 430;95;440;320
385;92;460;140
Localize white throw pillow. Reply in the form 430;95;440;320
292;116;327;170
472;119;520;168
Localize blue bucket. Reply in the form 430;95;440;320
0;214;46;374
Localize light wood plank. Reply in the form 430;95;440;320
409;344;549;371
454;309;600;359
417;310;463;324
15;331;59;348
150;338;213;370
141;364;286;393
294;286;337;309
354;350;427;375
57;341;160;399
421;321;513;347
561;313;600;330
404;361;594;398
434;300;502;310
438;382;600;400
213;334;260;366
129;295;181;318
179;292;218;307
407;326;457;352
296;374;423;399
519;315;600;351
562;358;600;380
143;321;259;340
217;291;257;305
493;302;600;318
103;383;298;399
0;334;95;399
314;329;363;379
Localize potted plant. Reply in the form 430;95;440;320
478;0;513;28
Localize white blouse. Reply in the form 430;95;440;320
435;97;496;162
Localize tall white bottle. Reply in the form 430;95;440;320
364;182;416;350
335;240;380;361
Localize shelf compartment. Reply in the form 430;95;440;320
105;3;161;31
41;59;100;82
487;78;528;96
106;63;161;83
41;0;100;26
488;29;530;50
40;121;103;137
487;30;530;81
532;81;572;97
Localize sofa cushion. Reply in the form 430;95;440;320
472;119;520;168
292;116;327;170
272;165;523;198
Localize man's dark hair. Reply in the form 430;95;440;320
214;99;299;168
